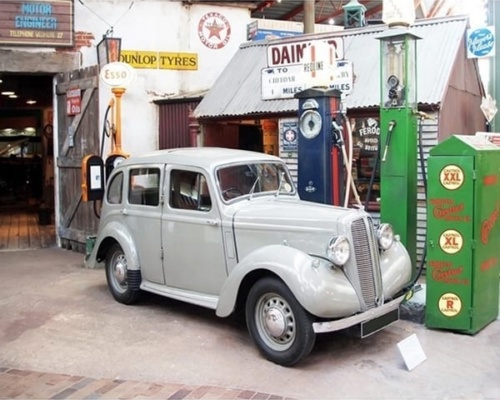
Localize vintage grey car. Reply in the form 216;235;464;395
85;147;412;366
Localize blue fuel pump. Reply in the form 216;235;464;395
295;88;344;206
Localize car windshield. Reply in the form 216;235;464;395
217;162;295;201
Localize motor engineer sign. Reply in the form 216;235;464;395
0;0;74;46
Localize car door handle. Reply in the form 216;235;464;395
206;219;220;226
121;209;128;215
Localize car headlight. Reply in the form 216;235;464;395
377;223;394;250
327;236;350;265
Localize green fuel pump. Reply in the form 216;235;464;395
376;27;421;270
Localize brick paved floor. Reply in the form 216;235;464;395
0;368;292;400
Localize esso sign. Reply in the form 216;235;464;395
99;62;136;88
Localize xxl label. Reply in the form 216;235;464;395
439;164;464;190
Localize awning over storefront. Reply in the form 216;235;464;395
194;15;475;120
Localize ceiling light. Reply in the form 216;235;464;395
1;91;15;95
26;99;37;104
8;94;18;98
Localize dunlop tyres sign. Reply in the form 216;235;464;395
120;51;198;70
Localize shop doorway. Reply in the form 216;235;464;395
239;124;262;152
0;73;55;250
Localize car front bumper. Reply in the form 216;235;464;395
312;294;406;337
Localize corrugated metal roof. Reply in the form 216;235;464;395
194;15;474;119
248;0;384;25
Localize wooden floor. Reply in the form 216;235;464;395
0;206;56;252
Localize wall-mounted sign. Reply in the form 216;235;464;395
280;119;298;152
120;50;198;70
0;0;73;46
466;26;495;58
353;117;380;153
261;60;353;100
198;12;231;50
249;28;300;41
66;88;81;116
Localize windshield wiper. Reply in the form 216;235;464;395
275;171;284;197
248;176;260;200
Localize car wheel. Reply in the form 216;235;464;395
105;243;141;305
246;277;316;367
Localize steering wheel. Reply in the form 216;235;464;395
221;187;243;200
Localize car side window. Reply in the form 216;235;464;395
107;172;123;204
128;168;160;206
169;170;212;211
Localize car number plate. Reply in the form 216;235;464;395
360;308;400;338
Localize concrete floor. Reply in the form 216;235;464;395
0;247;499;399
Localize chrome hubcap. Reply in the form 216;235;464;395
113;255;127;284
264;307;286;337
257;294;295;350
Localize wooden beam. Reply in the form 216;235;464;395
281;0;324;21
0;49;78;73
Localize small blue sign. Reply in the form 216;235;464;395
282;120;298;152
251;29;300;41
466;27;495;58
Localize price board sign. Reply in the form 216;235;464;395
99;62;136;88
66;88;81;116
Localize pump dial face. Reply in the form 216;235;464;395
387;74;400;88
299;110;322;139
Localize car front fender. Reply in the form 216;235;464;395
216;244;360;318
84;221;141;271
380;239;412;298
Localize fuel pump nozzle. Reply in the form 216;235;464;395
381;120;397;162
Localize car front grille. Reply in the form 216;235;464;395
351;217;383;310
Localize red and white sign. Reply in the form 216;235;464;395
267;38;344;67
198;12;231;49
66;88;81;116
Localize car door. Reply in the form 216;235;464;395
161;166;227;295
123;165;164;285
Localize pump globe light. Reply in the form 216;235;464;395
382;0;415;28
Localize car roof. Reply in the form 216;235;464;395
117;147;283;171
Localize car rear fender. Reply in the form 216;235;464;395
216;244;359;318
84;221;141;271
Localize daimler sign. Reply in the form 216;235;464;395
267;38;344;67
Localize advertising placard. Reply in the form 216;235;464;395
466;26;495;58
0;0;73;46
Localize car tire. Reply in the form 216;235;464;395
246;277;316;367
105;243;141;305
